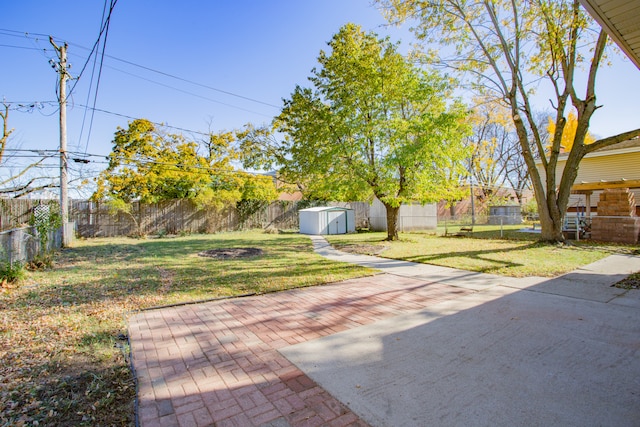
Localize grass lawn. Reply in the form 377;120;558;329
0;231;374;426
326;226;639;277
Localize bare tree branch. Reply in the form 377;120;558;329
1;103;15;165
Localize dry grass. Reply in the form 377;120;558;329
0;232;373;426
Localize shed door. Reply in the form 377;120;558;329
327;210;346;235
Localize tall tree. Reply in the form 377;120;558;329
468;102;515;203
468;101;533;206
241;24;470;240
93;119;279;225
93;119;243;208
379;0;640;241
94;119;211;203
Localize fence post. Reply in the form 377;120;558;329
8;228;14;266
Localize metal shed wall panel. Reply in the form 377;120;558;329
299;207;355;235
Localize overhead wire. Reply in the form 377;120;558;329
75;0;111;154
74;103;211;136
2;99;212;137
0;44;48;52
87;49;282;109
103;65;274;117
1;28;280;111
78;0;118;158
1;26;280;140
65;0;118;99
1;24;279;195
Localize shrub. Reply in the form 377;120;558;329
1;260;26;284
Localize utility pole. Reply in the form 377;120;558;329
50;36;70;246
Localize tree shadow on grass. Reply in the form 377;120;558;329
397;241;544;271
336;236;547;275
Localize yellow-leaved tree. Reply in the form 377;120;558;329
547;111;596;153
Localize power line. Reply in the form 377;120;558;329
1;27;281;110
74;103;211;136
3;149;59;154
0;28;50;38
3;98;213;137
77;0;119;157
1;27;281;141
89;49;281;109
66;0;118;98
103;65;274;117
2;100;57;105
0;43;49;52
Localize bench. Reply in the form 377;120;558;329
445;225;473;237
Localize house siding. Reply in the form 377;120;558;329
536;148;640;212
571;151;640;183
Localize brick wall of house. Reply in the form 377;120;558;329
591;188;640;244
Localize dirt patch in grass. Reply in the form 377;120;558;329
198;247;264;259
612;272;640;290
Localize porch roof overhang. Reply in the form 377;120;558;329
579;0;640;70
571;178;640;194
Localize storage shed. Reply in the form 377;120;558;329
299;207;355;235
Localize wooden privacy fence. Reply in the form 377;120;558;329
0;199;371;238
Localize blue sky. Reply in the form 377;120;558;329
1;2;398;160
2;1;640;193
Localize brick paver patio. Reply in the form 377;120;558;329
129;273;472;427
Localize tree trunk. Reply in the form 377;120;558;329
538;210;565;242
384;203;400;241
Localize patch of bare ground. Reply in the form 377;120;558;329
198;247;264;259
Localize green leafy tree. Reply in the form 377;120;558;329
94;119;208;202
93;120;242;210
378;0;640;241
235;173;280;227
191;130;246;210
467;100;532;206
94;120;279;233
240;24;470;240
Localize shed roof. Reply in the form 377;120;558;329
299;206;352;212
